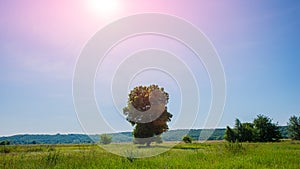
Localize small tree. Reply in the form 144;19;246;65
287;115;300;140
224;126;236;142
253;114;281;142
100;134;112;144
234;119;242;142
0;140;10;145
182;135;193;143
240;122;255;142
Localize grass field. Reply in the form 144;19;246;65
1;141;300;169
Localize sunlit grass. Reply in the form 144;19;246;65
1;141;300;169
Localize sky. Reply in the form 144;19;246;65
0;0;300;136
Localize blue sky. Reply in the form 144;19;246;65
0;0;300;136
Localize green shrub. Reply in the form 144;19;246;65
99;134;112;144
0;140;10;145
182;135;192;143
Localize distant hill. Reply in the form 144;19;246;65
0;134;95;145
0;127;288;145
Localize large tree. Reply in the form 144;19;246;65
287;115;300;140
123;85;172;146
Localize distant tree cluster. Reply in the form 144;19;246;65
0;134;94;145
225;114;300;142
224;115;281;142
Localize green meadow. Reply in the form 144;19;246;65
1;141;300;169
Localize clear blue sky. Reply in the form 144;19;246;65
0;0;299;136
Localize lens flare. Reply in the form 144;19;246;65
87;0;121;18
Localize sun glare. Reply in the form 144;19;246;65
87;0;121;18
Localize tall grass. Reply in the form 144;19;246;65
0;141;299;169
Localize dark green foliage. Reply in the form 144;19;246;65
0;127;289;144
224;126;236;142
99;134;112;145
224;119;249;143
182;135;192;143
233;119;255;142
240;123;255;142
287;115;300;140
0;140;10;145
225;115;281;143
123;85;172;146
253;114;281;142
234;119;242;141
0;134;94;144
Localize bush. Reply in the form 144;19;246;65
224;126;236;142
100;134;112;144
0;140;10;145
182;135;192;143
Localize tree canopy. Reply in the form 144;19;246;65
123;85;172;146
287;115;300;140
253;114;281;142
182;135;193;143
224;126;236;142
224;115;281;142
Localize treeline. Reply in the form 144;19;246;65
225;114;300;142
0;134;95;145
0;129;227;145
1;114;298;145
0;127;290;145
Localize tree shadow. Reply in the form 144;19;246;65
137;145;171;149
